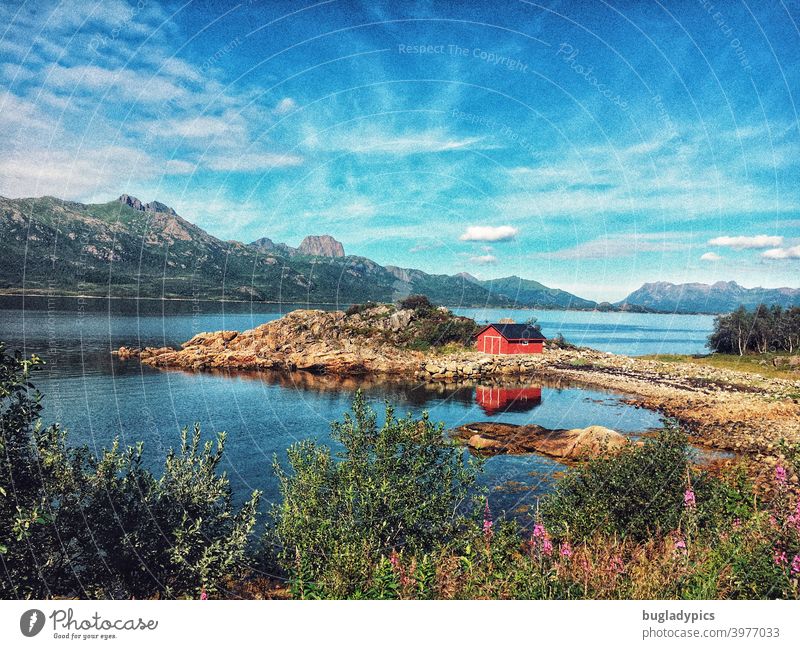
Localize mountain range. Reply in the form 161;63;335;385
0;194;589;308
1;193;798;314
617;281;800;314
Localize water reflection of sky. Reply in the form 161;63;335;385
0;298;705;520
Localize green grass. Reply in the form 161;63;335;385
641;352;799;380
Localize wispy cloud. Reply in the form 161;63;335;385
205;152;304;172
700;252;722;262
542;234;687;260
274;98;297;115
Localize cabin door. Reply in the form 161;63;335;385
485;336;501;354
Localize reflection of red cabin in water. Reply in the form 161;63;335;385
476;385;543;415
475;323;545;355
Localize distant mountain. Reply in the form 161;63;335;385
0;194;587;308
618;281;800;314
479;275;597;310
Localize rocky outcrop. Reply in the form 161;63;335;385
118;306;425;375
298;235;345;257
772;355;800;369
452;421;629;459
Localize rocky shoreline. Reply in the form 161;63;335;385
116;308;800;459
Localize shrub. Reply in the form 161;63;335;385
549;333;578;350
345;301;379;316
399;294;433;312
269;391;481;597
0;343;260;599
542;425;690;541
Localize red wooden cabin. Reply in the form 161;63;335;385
475;323;545;354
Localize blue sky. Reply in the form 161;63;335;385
1;0;799;300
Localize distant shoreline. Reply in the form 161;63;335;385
0;291;716;316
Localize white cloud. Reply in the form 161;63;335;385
700;252;722;262
459;225;518;242
761;246;800;260
274;98;297;115
469;254;497;265
709;234;784;249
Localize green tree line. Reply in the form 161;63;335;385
708;305;800;355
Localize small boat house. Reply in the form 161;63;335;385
475;323;545;355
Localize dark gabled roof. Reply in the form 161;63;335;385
476;323;545;340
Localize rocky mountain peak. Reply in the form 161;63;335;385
117;194;143;211
117;195;176;216
456;272;480;284
298;234;345;257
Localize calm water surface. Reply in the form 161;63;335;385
0;296;711;517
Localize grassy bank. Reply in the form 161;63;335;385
641;352;800;381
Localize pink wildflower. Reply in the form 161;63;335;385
732;517;742;529
389;549;401;571
788;501;800;532
559;541;573;559
774;549;788;566
483;501;493;540
775;464;788;486
608;555;625;575
683;488;696;509
200;586;208;600
791;555;800;577
531;523;553;557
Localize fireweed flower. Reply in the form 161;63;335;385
483;501;493;539
390;549;401;571
608;555;625;575
559;541;573;559
788;501;800;532
683;488;696;509
732;518;742;529
200;586;208;600
791;555;800;577
775;464;788;486
774;549;788;566
531;523;553;556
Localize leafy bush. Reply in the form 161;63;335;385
542;426;690;541
399;294;434;312
269;391;481;597
345;301;379;316
0;344;260;599
549;333;578;350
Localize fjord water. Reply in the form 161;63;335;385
0;297;712;515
